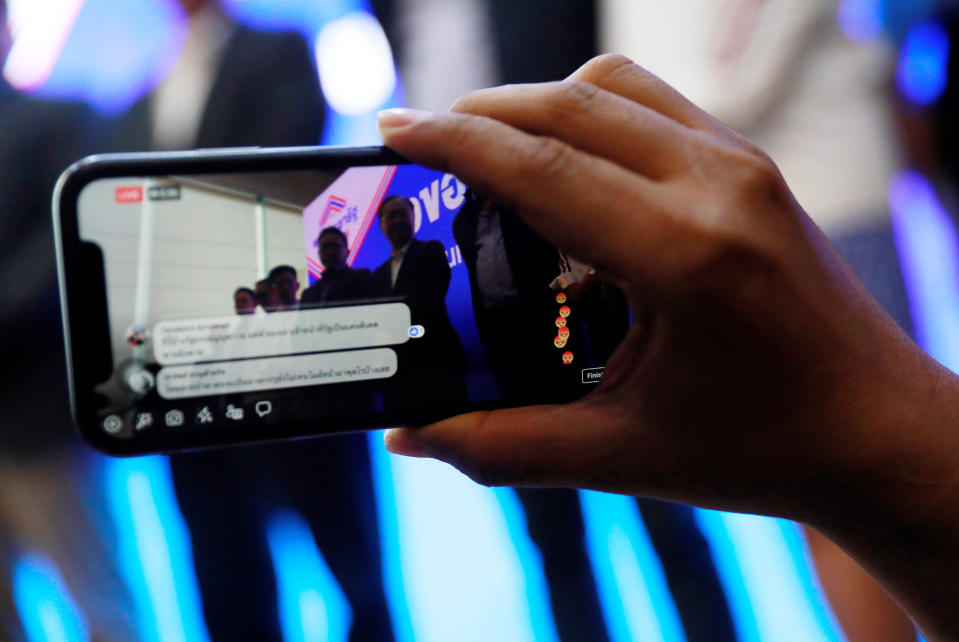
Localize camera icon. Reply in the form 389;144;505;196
165;409;185;427
408;324;425;339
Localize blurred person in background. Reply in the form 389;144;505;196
602;1;917;639
233;286;257;315
111;1;394;639
601;0;909;320
0;0;140;639
112;0;322;150
373;0;596;112
267;264;302;312
254;277;281;313
300;226;373;307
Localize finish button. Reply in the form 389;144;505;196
581;367;604;384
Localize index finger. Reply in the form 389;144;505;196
377;107;684;280
565;54;730;137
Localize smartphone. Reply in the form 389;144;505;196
54;146;629;455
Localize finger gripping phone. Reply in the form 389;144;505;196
54;146;628;455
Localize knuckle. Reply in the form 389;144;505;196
677;141;793;277
736;152;781;193
553;80;602;114
441;113;481;158
525;136;575;181
580;53;636;81
736;153;789;207
704;140;785;200
685;239;782;308
449;87;489;114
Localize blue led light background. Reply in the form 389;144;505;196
4;0;950;640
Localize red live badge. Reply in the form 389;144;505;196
115;186;143;203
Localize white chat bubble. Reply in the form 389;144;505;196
156;348;397;399
153;303;410;366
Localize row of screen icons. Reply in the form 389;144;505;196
102;364;605;435
101;400;275;435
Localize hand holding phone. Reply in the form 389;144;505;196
376;54;959;641
55;146;629;455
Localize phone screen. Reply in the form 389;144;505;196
67;156;628;452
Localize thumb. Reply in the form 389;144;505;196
383;402;622;488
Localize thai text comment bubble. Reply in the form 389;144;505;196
156;349;398;400
153;302;411;366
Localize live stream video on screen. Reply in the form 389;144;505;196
77;164;628;439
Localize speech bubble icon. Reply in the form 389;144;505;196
556;292;567;304
559;305;571;318
255;400;273;417
555;316;567;328
562;350;574;364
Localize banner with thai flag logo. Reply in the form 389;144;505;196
301;164;471;284
302;165;396;281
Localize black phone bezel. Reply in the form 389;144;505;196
54;145;514;456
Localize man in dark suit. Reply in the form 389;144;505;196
112;0;323;151
110;3;395;640
452;191;611;642
452;192;588;404
300;226;378;418
0;1;142;639
372;195;467;413
300;227;373;307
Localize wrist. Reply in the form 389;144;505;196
808;342;959;639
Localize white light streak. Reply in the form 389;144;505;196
315;11;397;116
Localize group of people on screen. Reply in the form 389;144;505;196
232;190;625;409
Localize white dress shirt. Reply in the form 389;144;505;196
151;6;234;149
390;242;411;289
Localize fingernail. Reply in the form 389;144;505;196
383;428;433;458
377;108;433;134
